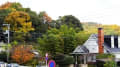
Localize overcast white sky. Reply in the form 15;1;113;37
0;0;120;25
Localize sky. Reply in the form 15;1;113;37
0;0;120;25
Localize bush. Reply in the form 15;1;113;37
0;51;7;62
54;54;75;65
25;59;39;67
104;61;116;67
59;64;70;67
88;65;96;67
63;55;74;64
96;54;114;59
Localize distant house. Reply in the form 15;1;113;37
72;28;120;66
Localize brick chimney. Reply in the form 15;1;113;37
98;28;104;54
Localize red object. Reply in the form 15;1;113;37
98;28;104;54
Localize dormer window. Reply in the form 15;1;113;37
118;36;120;48
111;35;114;48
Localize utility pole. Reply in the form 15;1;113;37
3;24;10;62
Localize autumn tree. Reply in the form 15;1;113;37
5;11;34;33
0;2;24;11
0;2;23;27
11;45;34;64
0;2;12;10
5;11;34;42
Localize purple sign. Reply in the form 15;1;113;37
45;53;48;60
45;57;48;60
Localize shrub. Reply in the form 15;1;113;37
0;51;7;62
54;54;75;65
88;64;96;67
96;54;114;59
104;61;116;67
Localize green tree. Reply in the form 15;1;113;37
37;32;63;56
37;25;77;56
58;15;83;32
75;31;90;45
0;9;11;27
30;11;49;33
59;25;76;54
27;11;51;33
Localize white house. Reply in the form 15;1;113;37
72;28;120;67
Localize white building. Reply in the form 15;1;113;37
72;28;120;66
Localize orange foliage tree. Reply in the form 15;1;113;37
11;45;34;64
0;2;12;10
0;2;22;10
43;12;52;29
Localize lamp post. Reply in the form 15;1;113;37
3;24;10;62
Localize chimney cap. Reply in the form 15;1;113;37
98;27;103;30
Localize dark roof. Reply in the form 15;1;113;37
104;35;120;53
71;46;89;54
92;34;120;53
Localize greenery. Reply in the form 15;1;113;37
96;54;115;59
54;54;74;65
0;51;7;62
1;2;120;66
37;25;84;55
88;64;96;67
104;61;116;67
58;15;83;31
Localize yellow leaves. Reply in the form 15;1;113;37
83;23;120;35
102;24;120;35
5;11;34;33
11;8;16;11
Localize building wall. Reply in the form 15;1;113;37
114;53;120;61
87;54;96;62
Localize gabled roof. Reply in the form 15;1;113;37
72;45;89;54
73;46;89;54
72;34;120;54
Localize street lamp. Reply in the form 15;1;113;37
3;24;10;62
